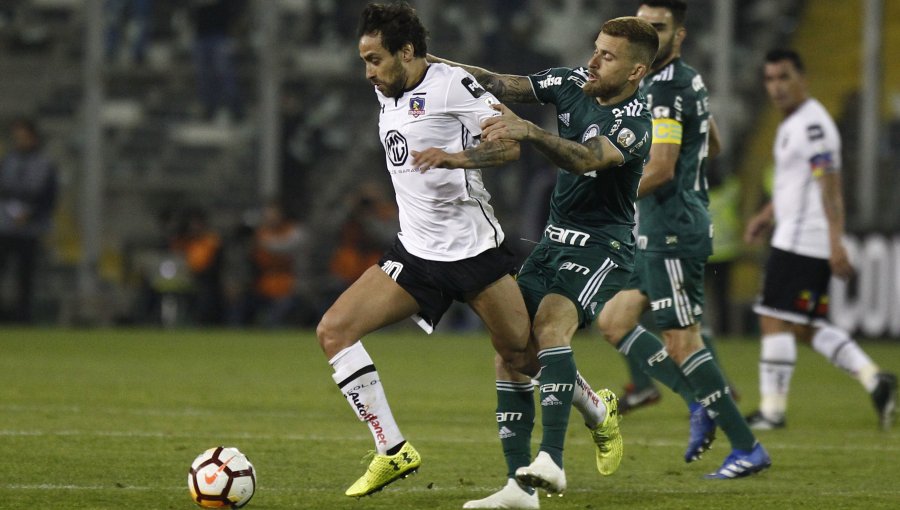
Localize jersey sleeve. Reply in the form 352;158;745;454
805;118;841;177
645;81;686;146
527;67;575;105
442;68;503;136
605;115;652;166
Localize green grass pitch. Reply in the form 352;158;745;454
1;328;898;509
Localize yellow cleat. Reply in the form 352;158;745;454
345;442;421;498
590;389;623;475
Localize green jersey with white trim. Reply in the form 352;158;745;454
528;66;651;269
637;58;713;257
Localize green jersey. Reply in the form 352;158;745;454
529;66;652;269
638;58;713;257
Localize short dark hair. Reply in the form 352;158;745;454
357;2;428;57
640;0;688;26
601;16;660;67
765;48;805;74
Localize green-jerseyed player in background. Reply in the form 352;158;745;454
430;16;658;508
596;0;770;479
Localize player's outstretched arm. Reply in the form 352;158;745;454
411;139;520;172
482;104;622;175
427;54;537;104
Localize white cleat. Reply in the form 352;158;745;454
463;478;539;509
514;451;566;494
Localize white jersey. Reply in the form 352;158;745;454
375;62;505;261
770;98;842;259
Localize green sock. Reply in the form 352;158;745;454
681;348;756;451
701;331;721;364
536;346;575;468
495;380;535;479
618;325;694;405
624;343;656;391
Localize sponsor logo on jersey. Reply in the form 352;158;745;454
617;128;637;147
408;97;426;117
607;118;622;136
806;123;825;141
650;297;673;311
558;112;570;126
568;68;590;87
461;77;486;98
665;235;678;245
582;123;600;142
559;261;590;275
537;75;562;89
383;130;409;166
545;224;591;246
612;98;644;118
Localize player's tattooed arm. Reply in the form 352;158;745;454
411;140;520;172
427;54;537;104
481;104;623;175
530;133;623;175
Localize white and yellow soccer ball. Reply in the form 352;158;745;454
188;446;257;508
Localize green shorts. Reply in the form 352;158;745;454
628;251;706;330
516;241;631;329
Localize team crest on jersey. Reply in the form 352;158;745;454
408;97;426;117
582;124;600;142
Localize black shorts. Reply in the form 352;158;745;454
378;237;518;333
753;247;831;325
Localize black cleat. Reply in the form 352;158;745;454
745;410;786;430
871;372;897;431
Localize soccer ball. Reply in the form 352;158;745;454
188;446;257;508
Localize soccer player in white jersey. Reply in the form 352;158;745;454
317;3;542;499
744;49;897;430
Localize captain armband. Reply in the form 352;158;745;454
809;152;837;177
651;118;682;145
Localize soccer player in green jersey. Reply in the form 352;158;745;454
431;17;658;505
595;0;770;479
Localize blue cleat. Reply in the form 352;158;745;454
705;443;772;479
685;402;716;463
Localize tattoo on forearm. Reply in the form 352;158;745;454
485;76;537;104
532;133;603;175
462;140;517;168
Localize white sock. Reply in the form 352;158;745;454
812;325;881;392
572;370;607;429
330;342;404;455
759;333;796;419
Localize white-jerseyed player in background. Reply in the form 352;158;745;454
744;48;896;431
316;2;543;499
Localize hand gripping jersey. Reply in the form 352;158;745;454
375;63;504;262
528;66;652;270
770;98;842;259
637;58;713;258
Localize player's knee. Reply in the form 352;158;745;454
316;310;351;354
596;314;631;345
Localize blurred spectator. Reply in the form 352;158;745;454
104;0;153;65
169;207;224;324
231;200;314;328
326;183;397;298
0;118;58;323
190;0;245;122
